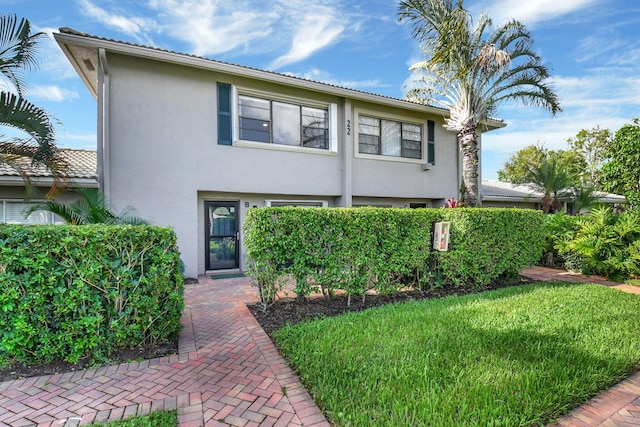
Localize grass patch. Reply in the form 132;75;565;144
274;282;640;426
86;410;176;426
626;279;640;287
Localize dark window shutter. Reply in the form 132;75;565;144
427;120;435;165
217;83;232;145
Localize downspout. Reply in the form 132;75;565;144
98;48;111;199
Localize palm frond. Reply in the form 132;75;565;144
0;14;47;95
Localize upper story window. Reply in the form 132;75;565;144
238;95;329;150
358;115;422;159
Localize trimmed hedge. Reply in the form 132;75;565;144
0;225;184;365
244;207;545;306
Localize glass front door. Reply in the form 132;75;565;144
205;201;239;270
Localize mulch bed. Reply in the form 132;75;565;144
248;276;534;337
0;276;534;383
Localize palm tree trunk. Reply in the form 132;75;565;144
459;127;480;207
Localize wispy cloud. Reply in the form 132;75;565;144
283;68;386;90
483;71;640;157
474;0;599;25
28;85;79;102
77;0;156;44
79;0;351;68
268;6;346;70
147;0;278;56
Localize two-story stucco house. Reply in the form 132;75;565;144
54;28;504;278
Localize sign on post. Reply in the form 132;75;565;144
433;222;451;252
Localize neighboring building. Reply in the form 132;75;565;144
54;28;505;277
0;149;98;224
482;180;626;213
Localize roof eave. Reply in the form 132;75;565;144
54;30;491;120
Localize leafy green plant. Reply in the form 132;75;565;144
0;224;184;365
25;187;147;225
559;206;640;281
244;207;545;306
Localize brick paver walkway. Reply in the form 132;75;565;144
0;276;330;427
521;267;640;427
3;268;640;427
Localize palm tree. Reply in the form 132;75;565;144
526;157;572;214
25;187;148;225
0;14;65;195
399;0;561;206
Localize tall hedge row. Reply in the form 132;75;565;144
244;207;545;306
0;225;184;365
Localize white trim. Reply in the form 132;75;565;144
353;108;426;164
265;199;328;208
233;86;338;155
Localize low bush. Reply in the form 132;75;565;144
0;225;184;365
244;207;544;307
558;207;640;281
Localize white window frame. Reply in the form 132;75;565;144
265;200;329;208
232;86;338;155
0;200;55;224
354;108;426;164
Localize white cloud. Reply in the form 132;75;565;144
147;0;278;56
77;0;157;44
283;68;385;90
27;85;79;102
268;8;345;69
36;27;78;80
473;0;599;25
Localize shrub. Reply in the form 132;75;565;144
558;207;640;281
244;207;544;307
0;224;184;365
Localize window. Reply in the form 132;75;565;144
265;200;328;208
238;95;329;149
0;201;54;224
358;115;422;159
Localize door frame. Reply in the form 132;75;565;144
204;200;240;271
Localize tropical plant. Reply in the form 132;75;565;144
25;187;148;225
398;0;561;206
600;119;640;208
525;157;573;213
0;14;65;195
559;206;640;281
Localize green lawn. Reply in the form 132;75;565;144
87;410;176;427
274;282;640;426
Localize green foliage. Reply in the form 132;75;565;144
558;207;640;281
399;0;560;206
244;207;544;306
525;156;574;213
498;144;586;187
0;225;184;365
274;282;640;426
566;125;612;187
86;410;177;427
600;119;640;208
540;213;580;267
0;14;65;192
26;188;147;225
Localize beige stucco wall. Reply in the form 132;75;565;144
103;52;462;277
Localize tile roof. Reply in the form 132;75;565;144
482;180;542;200
58;27;436;110
0;148;97;180
482;180;626;203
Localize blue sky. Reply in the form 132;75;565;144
4;0;640;179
